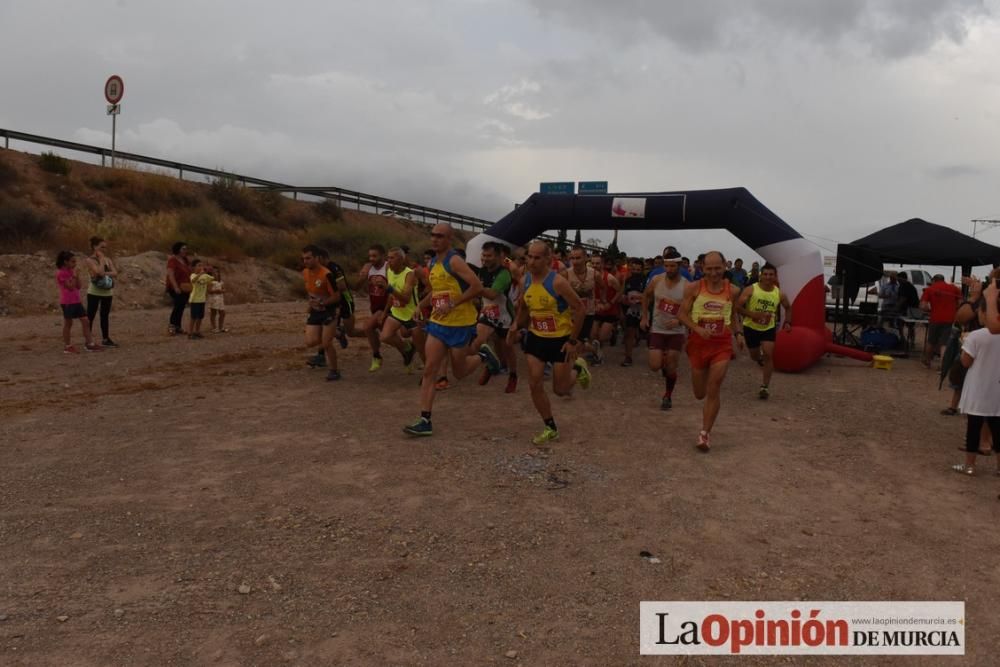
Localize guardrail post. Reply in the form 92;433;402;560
356;193;361;210
101;153;105;167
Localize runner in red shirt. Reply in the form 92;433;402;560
920;275;962;367
591;255;622;364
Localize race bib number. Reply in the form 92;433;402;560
698;318;725;336
431;292;452;311
481;304;501;320
531;315;558;333
658;299;679;316
581;297;594;313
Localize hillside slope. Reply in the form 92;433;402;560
0;148;462;315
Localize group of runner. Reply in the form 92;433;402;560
300;225;793;451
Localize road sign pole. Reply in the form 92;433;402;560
104;75;125;169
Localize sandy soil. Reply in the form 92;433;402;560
1;301;997;666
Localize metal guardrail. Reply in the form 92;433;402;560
0;128;601;251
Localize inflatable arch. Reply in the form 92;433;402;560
465;188;871;372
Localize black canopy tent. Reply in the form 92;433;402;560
850;218;1000;270
829;217;1000;351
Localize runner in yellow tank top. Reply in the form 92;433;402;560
506;241;591;446
677;250;745;452
402;224;501;438
377;247;423;373
736;262;793;400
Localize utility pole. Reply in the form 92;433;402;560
971;219;1000;238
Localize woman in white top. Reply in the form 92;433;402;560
85;236;118;347
952;295;1000;475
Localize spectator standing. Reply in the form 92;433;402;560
85;236;118;347
729;258;748;288
165;242;192;335
920;274;961;367
896;271;920;317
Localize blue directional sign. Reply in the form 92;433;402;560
578;181;608;194
540;181;575;195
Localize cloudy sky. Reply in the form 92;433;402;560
2;0;999;262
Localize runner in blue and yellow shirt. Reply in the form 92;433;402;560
402;224;501;437
506;241;591;446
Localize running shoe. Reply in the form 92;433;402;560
532;426;559;446
591;340;603;365
660;394;672;410
101;338;119;348
505;375;518;394
307;352;326;368
543;363;552;378
369;356;383;373
479;343;501;374
574;358;591;390
403;418;433;437
336;326;349;349
478;367;493;386
402;343;416;369
434;377;450;391
63;345;79;354
620;357;633;367
696;430;711;452
326;370;342;381
84;342;104;352
758;385;770;400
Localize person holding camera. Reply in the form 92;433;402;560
85;236;119;347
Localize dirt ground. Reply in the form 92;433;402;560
1;300;998;666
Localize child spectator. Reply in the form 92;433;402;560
208;267;227;333
187;260;214;339
56;251;102;353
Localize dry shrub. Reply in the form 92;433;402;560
85;169;200;212
176;205;244;259
315;198;343;222
0;198;55;249
281;206;317;230
0;154;19;188
38;151;71;175
208;176;281;227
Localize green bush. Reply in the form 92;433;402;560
38;151;71;175
0;199;55;248
176;205;244;257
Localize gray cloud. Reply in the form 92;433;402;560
925;164;987;179
528;0;991;58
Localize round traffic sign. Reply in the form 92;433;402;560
104;75;124;105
